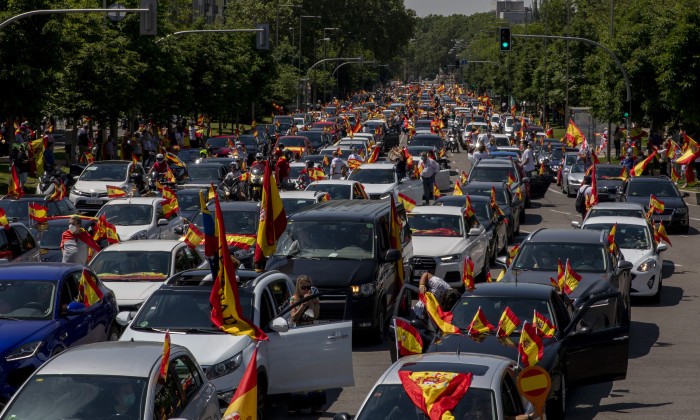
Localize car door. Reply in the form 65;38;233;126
264;290;354;395
55;272;95;348
0;229;12;261
563;292;629;386
169;355;219;420
8;225;40;262
154;203;167;239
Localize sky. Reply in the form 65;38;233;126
403;0;532;17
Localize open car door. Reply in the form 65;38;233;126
265;294;354;395
564;292;629;386
435;169;451;191
527;175;551;199
388;284;436;362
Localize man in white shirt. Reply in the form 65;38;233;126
330;151;347;179
520;140;536;176
347;147;364;163
419;152;440;205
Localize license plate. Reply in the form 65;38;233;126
654;215;672;222
413;269;427;278
86;200;103;205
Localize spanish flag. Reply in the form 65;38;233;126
563;259;582;294
676;132;700;165
538;162;546;176
655;221;672;246
321;192;331;201
348;157;362;170
419;292;460;335
508;172;516;188
223;344;260;419
165;152;184;167
462;257;475;292
632;150;657;176
432;184;442;199
28;203;48;223
565;119;585;147
518;321;543;367
671;165;680;182
397;192;416;213
453;182;463;196
352;119;362;133
398;370;472;420
161;186;179;219
515;185;524;201
48;180;66;201
648;194;665;214
254;162;287;266
460;171;468;185
211;193;268;341
464;195;476;219
78;269;104;306
389;195;405;287
607;223;618;253
200;189;217;258
182;224;205;249
165;167;177;184
8;165;23;197
93;214;120;244
467;306;495;335
322;155;330;167
533;310;556;338
107;185;127;198
394;318;423;357
508;244;519;264
159;331;171;383
496;306;521;337
0;209;9;229
556;258;565;291
366;146;380;163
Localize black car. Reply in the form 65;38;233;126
408;133;444;150
436;195;508;263
176;148;205;165
594;164;625;202
463;182;522;243
391;282;630;419
0;222;40;262
172;187;209;221
537;145;578;181
296;130;332;152
0;195;77;226
616;176;690;232
406;146;449;169
467;158;544;207
181;162;228;186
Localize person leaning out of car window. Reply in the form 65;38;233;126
61;216;101;264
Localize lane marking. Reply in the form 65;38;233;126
550;209;572;215
690;217;700;221
662;261;682;267
548;188;563;195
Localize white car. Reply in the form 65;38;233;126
119;269;354;409
306;180;368;200
579;216;667;302
69;160;146;214
89;240;205;310
280;190;327;215
407;206;489;287
347;162;423;202
96;196;184;241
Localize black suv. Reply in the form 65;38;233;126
616;175;690;233
0;223;40;263
266;200;412;340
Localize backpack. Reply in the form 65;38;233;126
575;186;589;214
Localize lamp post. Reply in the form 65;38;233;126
311;38;331;110
276;3;301;61
298;15;321;110
323;27;339;103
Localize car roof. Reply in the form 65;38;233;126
291;199;393;222
528;228;605;244
37;341;183;377
463;281;556;299
0;262;87;280
207;201;260;211
582;216;649;227
97;240;183;252
626;175;673;184
308;180;357;186
354;163;395;170
474;159;513;168
0;194;57;201
591;202;644;210
410;206;465;216
437;195;490;204
280;190;324;199
103;197;162;205
464;181;507;190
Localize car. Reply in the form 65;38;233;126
0;263;119;404
119;269;354;411
88;240;204;311
467;159;538;207
561;163;589;197
538;146;578;182
593;164;626;201
435;195;508;263
275;135;314;157
280;190;328;216
504;116;515;137
296;130;332;151
580;216;667;302
306;180;368;200
497;228;634;316
181;162;228;187
69;161;146;214
391;282;630;419
205;135;235;157
616;176;690;232
96;197;185;241
407;206;489;287
336;352;537;420
0;222;40;263
172;187;209;221
176;148;205;164
0;341;220;419
408;133;445;150
348;162;423;202
560;153;585;191
0;194;77;226
463;182;523;243
266;200;413;340
581;202;647;222
492;134;511;147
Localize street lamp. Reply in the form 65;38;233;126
298;15;321;111
310;38;331;109
276;3;302;60
322;27;339;103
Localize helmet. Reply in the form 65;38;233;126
305;160;314;168
200;149;208;156
230;161;240;169
255;152;263;161
156;154;164;162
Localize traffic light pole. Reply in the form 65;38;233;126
512;34;631;142
155;28;264;44
0;8;149;30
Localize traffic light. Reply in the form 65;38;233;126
455;60;460;69
256;24;269;50
623;100;630;118
139;0;157;36
499;27;511;51
443;64;448;71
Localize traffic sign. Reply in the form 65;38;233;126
460;59;468;65
517;366;551;419
107;3;126;22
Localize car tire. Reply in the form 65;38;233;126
371;304;387;344
257;373;267;419
107;322;121;341
546;372;566;419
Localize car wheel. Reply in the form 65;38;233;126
546;372;566;419
650;277;662;304
680;224;690;234
257;374;267;419
477;259;489;282
519;209;525;223
371;304;387;343
107;322;121;341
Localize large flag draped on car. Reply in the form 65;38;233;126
78;269;104;306
565;119;585;147
200;189;217;257
398;370;472;420
222;344;260;420
518;321;543;367
419;292;460;335
389;195;405;287
394;318;423;357
254;161;287;266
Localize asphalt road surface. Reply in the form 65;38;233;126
266;150;700;419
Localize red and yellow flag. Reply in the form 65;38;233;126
586;165;599;210
676;132;700;165
533;310;556;338
497;306;521;337
93;214;119;244
655;221;672;246
518;321;544;367
254;162;287;265
563;259;582;294
649;194;665;214
348;157;362;170
366;146;380;163
183;224;205;249
159;331;171;383
507;244;519;265
397;192;416;213
507;172;516;188
165;167;177;184
398;370;472;420
515;185;524;201
107;185;127;198
538;162;546;176
389;195;405;287
671;165;680;182
453;182;463;196
211;193;268;340
161;186;179;219
607;224;618;254
0;209;9;229
468;306;495;335
78;269;104;306
8;165;23;197
462;257;475;292
464;195;476;219
84;152;95;164
222;345;259;420
28;203;48;223
632;150;657;176
419;292;460;335
395;318;423;357
432;184;442;199
565;119;585;147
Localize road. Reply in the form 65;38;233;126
267;150;700;419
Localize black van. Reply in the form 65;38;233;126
266;200;413;341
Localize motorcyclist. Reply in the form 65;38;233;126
252;152;264;166
199;149;208;160
225;161;242;181
220;162;247;200
276;149;292;189
149;154;169;175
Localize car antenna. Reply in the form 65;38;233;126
457;336;462;356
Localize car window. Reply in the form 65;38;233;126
46;201;59;216
156;203;166;222
14;225;36;254
174;248;189;273
172;356;203;406
0;230;10;259
61;272;81;309
5;226;24;258
501;372;524;417
260;290;276;328
580;294;623;332
269;280;291;313
152;363;185;420
55;198;70;214
184;247;202;269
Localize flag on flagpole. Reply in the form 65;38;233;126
161;187;180;219
507;244;519;264
183;224;205;249
648;194;665;214
395;318;423;357
158;331;171;383
586;165;599;210
565;119;585;147
607;224;618;254
632;150;658;176
655;221;672;246
0;209;9;229
366;146;380;163
507;172;515;188
28;203;48;223
432;184;442;199
563;259;582;294
397;192;416;212
518;321;543;367
453;182;463;196
77;269;104;306
496;306;521;337
222;344;260;420
419;292;460;335
533;310;556;338
8;165;23;197
107;185;127;198
200;189;217;258
467;307;495;335
496;269;505;282
254;162;287;267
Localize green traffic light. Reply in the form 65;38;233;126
502;42;509;48
623;112;629;117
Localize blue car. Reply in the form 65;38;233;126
0;263;118;404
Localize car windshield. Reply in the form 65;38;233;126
97;204;153;226
281;198;317;216
29;223;64;249
132;289;253;331
177;192;204;212
177;149;203;164
408;214;463;237
628;181;679;197
188;165;223;181
274;221;374;259
565;154;578;165
79;164;128;182
306;183;351;200
190;208;257;235
512;243;608;272
465;189;508;206
452;296;554;332
571;164;587;173
0;375;148;420
297;132;325;148
596;166;623;179
0;280;56;320
549;149;565;160
410;138;442;148
415;121;432;130
90;251;171;281
1;199;54;219
207;137;229;148
275;116;294;124
587;208;645;219
238;136;257;146
469;167;512;184
356;384;495;420
583;223;650;250
280;137;306;147
494;137;510;146
348;168;396;184
472;202;491;222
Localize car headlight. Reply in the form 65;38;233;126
675;208;687;215
637;259;657;272
206;352;243;380
6;340;43;361
440;254;462;262
351;282;375;297
130;230;148;240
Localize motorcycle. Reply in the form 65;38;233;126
248;162;265;201
217;177;247;201
448;135;459;153
36;170;76;196
146;171;175;194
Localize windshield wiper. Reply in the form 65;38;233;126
181;328;224;334
0;315;20;321
130;325;169;333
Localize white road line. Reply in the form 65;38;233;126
663;261;682;267
548;188;563;195
690;217;700;221
550;209;572;215
686;202;699;207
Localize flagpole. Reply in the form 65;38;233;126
393;318;400;359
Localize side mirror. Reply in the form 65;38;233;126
616;260;634;272
270;317;289;333
468;228;482;237
116;311;135;326
384;248;402;262
333;413;353;420
174;226;184;235
494;255;508;268
522;177;530;183
656;242;668;253
570;221;581;228
157;218;169;227
66;301;87;315
411;318;428;331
